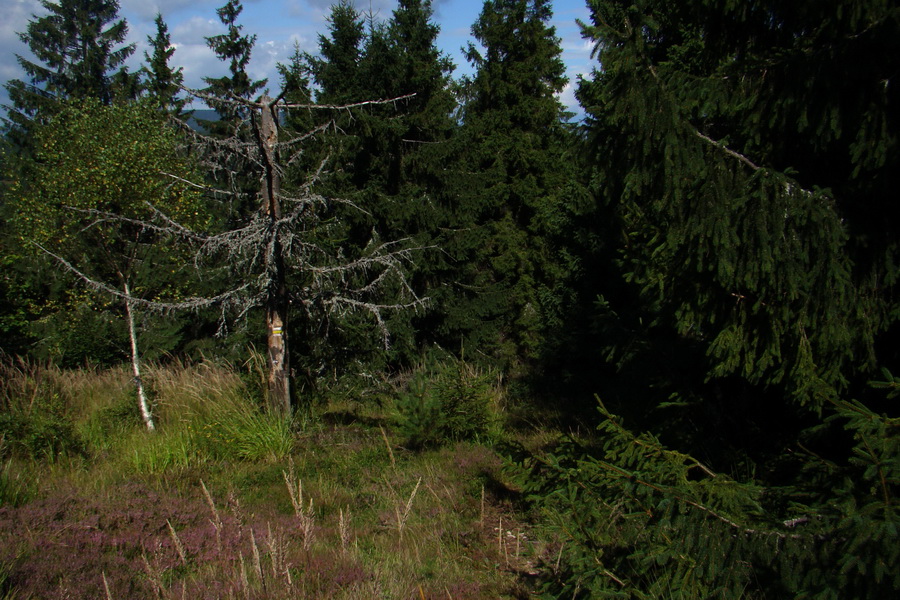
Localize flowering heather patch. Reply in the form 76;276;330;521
0;479;364;599
0;482;225;597
0;452;539;598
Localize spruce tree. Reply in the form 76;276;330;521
202;0;266;126
142;13;187;115
576;0;898;411
306;0;367;105
298;0;460;369
365;0;459;363
512;393;900;599
452;0;585;372
512;2;900;596
3;0;138;146
197;0;269;229
374;0;457;196
303;0;369;200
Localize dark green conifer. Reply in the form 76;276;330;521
514;394;900;599
452;0;584;372
364;0;459;362
513;2;900;596
296;0;460;369
203;0;266;125
577;0;899;409
3;0;137;146
306;0;366;104
380;0;457;187
142;14;187;115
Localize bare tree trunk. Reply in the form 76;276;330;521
266;276;290;416
258;96;291;416
123;282;155;431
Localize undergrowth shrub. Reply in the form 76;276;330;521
123;359;295;472
198;398;294;462
78;390;145;456
0;357;139;462
128;428;201;474
236;347;269;408
393;353;504;449
0;359;86;461
20;412;85;460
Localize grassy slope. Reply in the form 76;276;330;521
0;360;554;599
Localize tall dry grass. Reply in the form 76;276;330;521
0;355;294;480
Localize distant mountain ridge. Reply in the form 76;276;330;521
185;109;220;132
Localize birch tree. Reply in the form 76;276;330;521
10;99;204;430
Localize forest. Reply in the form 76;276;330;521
0;0;898;598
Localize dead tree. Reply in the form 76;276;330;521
255;95;290;414
157;90;426;416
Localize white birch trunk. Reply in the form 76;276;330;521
123;282;155;431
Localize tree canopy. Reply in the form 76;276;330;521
3;0;137;147
513;1;900;597
142;13;187;115
577;0;899;410
448;0;586;372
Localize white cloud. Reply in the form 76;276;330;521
171;42;226;90
287;32;313;50
0;0;36;47
558;79;578;116
0;1;46;105
121;0;219;22
304;0;396;13
172;15;222;39
284;0;398;27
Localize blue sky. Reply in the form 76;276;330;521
1;0;595;114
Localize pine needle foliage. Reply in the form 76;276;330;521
141;13;187;115
303;0;459;369
201;0;266;132
510;395;900;599
577;0;899;407
451;0;587;372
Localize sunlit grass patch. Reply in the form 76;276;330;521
0;459;34;507
197;397;294;463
